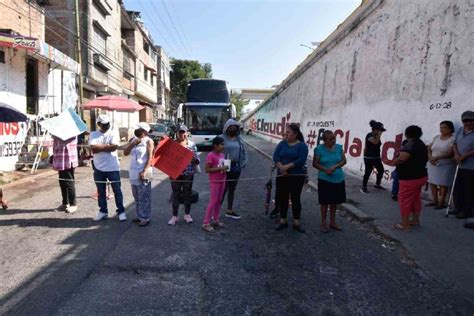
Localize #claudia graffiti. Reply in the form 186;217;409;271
248;112;403;167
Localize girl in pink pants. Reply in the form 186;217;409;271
203;137;229;232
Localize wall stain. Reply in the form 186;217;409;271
348;50;358;105
320;65;327;113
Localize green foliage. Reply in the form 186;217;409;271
170;59;213;107
231;92;249;119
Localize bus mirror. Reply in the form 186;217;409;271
177;104;183;118
231;104;237;118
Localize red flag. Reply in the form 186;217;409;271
151;137;194;179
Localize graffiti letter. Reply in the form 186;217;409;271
349;137;363;157
382;133;403;166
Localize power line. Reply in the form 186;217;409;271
137;0;179;56
143;0;187;57
160;0;191;56
167;0;192;53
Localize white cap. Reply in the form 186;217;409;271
135;122;151;132
97;114;110;124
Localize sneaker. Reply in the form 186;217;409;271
66;205;77;214
57;204;69;211
293;225;305;233
391;195;398;202
225;211;241;220
202;224;215;232
184;214;193;224
275;222;289;231
138;219;150;227
118;213;127;222
373;184;386;191
93;212;108;221
360;187;369;194
168;216;179;226
132;218;141;223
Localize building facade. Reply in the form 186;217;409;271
0;0;79;171
155;45;171;121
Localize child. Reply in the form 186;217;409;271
203;137;229;232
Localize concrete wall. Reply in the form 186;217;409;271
242;0;474;184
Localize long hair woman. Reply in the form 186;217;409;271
272;124;309;233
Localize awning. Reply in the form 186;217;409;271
0;32;80;74
0;32;37;51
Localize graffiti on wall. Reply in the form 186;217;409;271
0;122;28;170
249;112;299;139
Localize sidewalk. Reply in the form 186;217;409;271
243;134;474;303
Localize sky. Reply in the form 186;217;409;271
124;0;361;89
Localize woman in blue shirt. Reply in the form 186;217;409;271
272;124;309;233
313;130;347;233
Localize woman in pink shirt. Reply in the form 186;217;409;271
202;136;229;232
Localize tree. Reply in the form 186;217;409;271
170;59;212;108
231;92;249;119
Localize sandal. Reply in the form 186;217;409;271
393;223;411;231
202;224;215;232
424;202;437;207
409;221;420;226
320;224;329;233
329;224;343;231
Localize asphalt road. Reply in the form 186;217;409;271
0;148;471;315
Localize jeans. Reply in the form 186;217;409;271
453;169;474;217
363;158;384;187
391;170;399;197
222;171;241;210
171;174;194;215
58;168;76;206
131;182;151;220
93;170;125;214
276;175;305;220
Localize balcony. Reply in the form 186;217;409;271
93;53;112;71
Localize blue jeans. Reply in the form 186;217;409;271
391;170;399;197
131;182;152;220
93;170;125;214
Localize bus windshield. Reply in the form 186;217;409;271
184;106;231;135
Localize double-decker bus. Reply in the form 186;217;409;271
177;79;236;149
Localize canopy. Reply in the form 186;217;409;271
0;102;28;122
81;95;144;112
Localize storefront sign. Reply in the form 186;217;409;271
0;32;37;51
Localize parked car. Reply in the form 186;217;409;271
149;123;169;142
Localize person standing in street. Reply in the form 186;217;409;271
202;136;229;232
313;130;347;233
451;111;474;223
0;188;7;210
426;121;456;209
168;125;200;226
220;119;248;220
53;135;79;213
361;120;386;193
272;124;309;233
124;123;154;226
393;125;428;230
89;114;126;222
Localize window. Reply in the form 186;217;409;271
151;75;154;86
143;40;150;55
144;68;148;81
93;26;107;55
0;50;5;63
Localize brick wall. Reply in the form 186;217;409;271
0;0;45;40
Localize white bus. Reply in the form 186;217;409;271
177;79;236;149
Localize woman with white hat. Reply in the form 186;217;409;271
124;122;154;226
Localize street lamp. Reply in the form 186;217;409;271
300;44;315;51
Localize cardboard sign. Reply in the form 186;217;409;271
39;108;88;140
151;137;194;179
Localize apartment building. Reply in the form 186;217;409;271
155;45;171;120
0;0;79;171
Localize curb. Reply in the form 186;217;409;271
1;168;58;190
243;138;374;223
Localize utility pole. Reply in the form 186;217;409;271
74;0;84;111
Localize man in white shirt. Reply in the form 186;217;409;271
89;114;126;221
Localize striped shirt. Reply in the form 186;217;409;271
53;136;78;171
